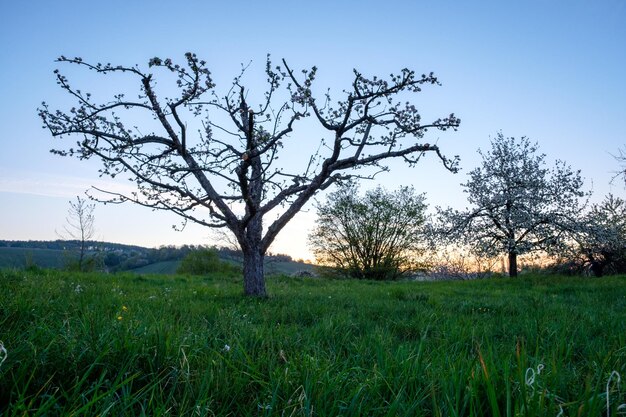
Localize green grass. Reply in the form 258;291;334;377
0;247;73;269
0;270;624;416
129;260;181;274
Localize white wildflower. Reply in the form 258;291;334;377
0;341;7;369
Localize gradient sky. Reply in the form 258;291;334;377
1;0;625;260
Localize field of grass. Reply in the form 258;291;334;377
0;270;624;416
0;247;74;269
129;260;182;274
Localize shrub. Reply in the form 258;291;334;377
309;183;429;281
177;247;240;275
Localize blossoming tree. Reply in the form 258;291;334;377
438;133;587;277
39;53;460;296
565;194;626;276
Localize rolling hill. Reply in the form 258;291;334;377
0;240;315;276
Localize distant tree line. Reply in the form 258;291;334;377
0;240;295;273
0;240;146;252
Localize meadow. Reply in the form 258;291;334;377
0;269;624;416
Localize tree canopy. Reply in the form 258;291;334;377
437;133;587;277
564;194;626;276
39;53;460;295
309;184;428;280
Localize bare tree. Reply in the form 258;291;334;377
437;133;587;277
39;53;460;296
59;196;96;271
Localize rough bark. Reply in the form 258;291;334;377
243;247;266;297
508;251;518;277
239;211;267;297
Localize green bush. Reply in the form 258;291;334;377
63;252;101;272
176;247;239;275
309;183;429;281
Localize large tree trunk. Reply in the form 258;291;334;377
508;251;518;277
240;211;267;297
243;247;266;296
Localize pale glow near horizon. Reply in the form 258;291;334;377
0;172;319;261
1;1;625;260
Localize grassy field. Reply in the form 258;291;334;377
0;247;73;269
0;270;624;416
129;260;182;274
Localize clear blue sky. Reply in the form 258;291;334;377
1;0;625;259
